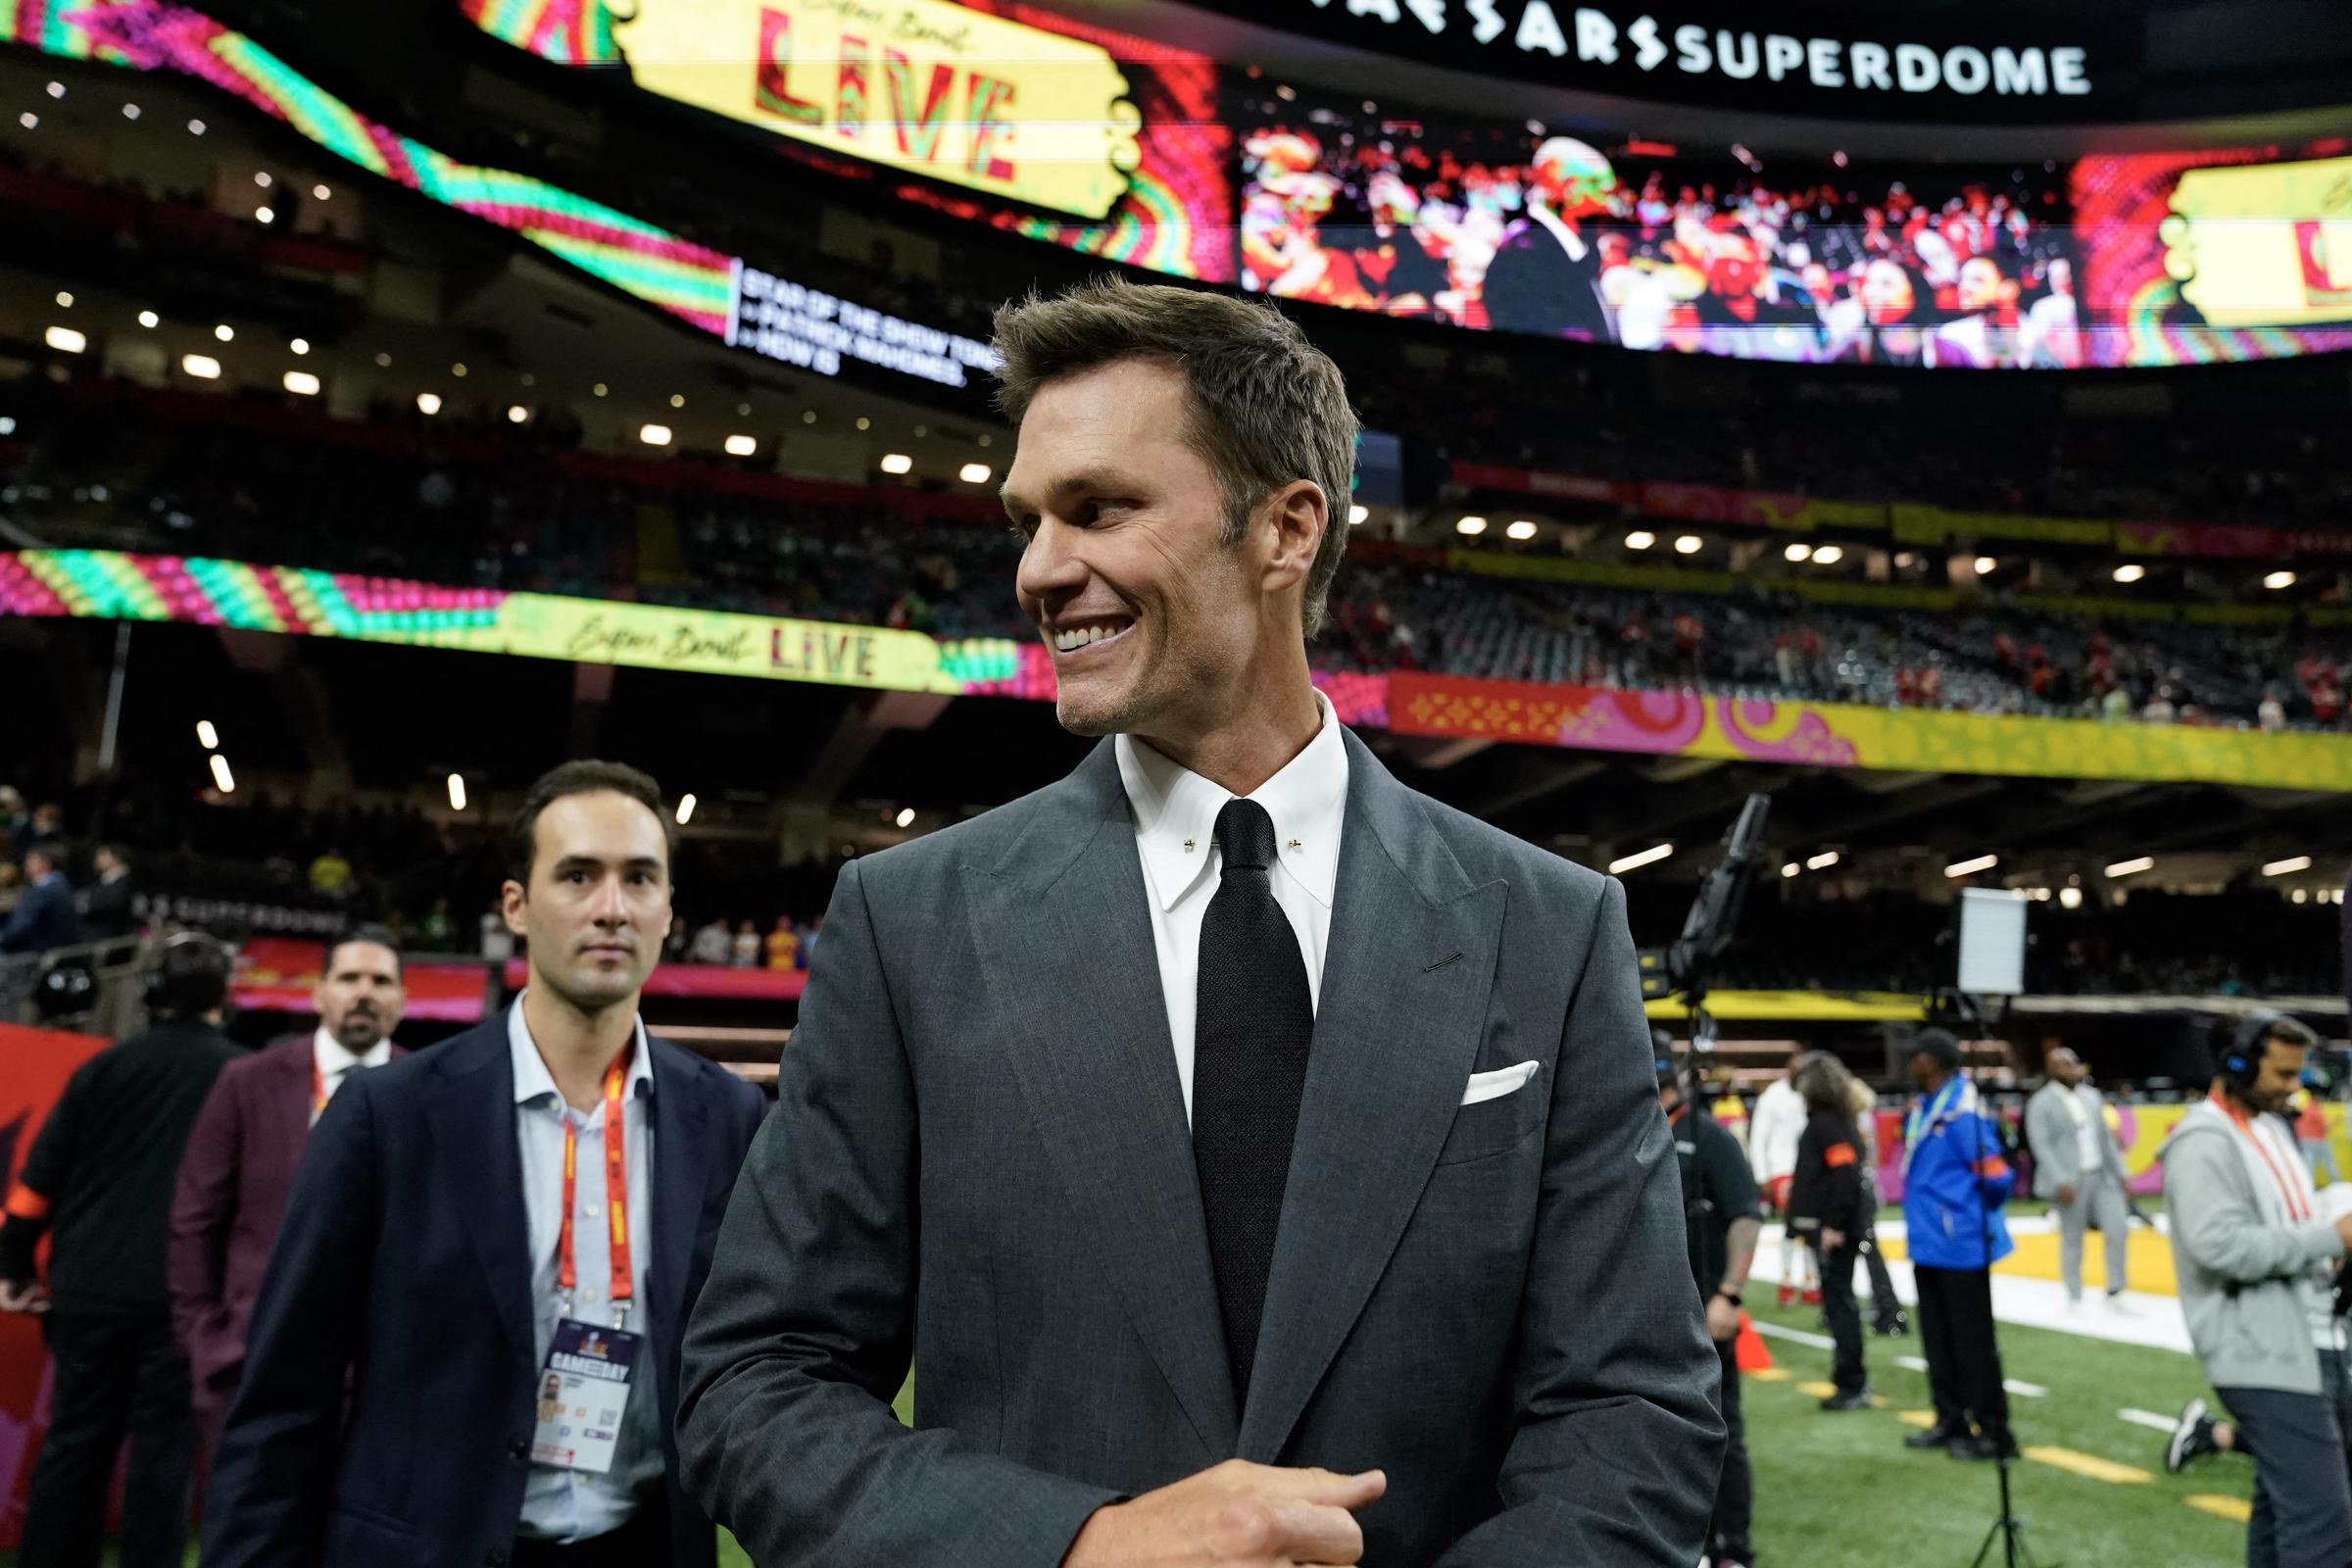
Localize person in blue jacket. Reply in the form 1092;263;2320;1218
1899;1028;2017;1462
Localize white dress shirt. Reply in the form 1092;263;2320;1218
309;1027;391;1125
1113;691;1348;1123
508;999;664;1542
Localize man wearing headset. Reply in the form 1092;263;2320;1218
1;932;241;1568
2162;1011;2352;1568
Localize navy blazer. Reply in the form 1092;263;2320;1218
201;1011;766;1568
0;874;84;954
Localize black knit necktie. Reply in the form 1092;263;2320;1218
1192;797;1314;1411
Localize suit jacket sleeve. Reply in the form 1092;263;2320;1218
1434;877;1725;1568
170;1068;245;1385
677;860;1120;1567
2026;1089;2080;1192
202;1071;380;1568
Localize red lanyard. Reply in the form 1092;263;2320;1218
2229;1105;2313;1222
556;1050;636;1318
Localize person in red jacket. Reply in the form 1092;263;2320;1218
169;927;408;1457
1787;1054;1872;1411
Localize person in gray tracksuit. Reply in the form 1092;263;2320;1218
2027;1047;2132;1311
2163;1015;2352;1568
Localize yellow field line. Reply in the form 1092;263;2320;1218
2186;1494;2253;1523
2023;1445;2153;1485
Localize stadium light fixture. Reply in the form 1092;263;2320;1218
879;453;914;475
2292;888;2309;905
44;326;86;355
209;753;236;794
46;81;64;98
669;393;685;409
895;808;916;828
675;793;697;825
314;183;331;200
2030;887;2053;902
1608;843;1675;875
290;337;310;356
1625;530;1656;551
591;381;608;397
2105;857;2154;878
0;418;13;435
138;310;159;328
186;119;205;135
802;411;818;425
121;102;139;120
1456;515;1489;536
1505;519;1539;541
54;291;73;308
282;370;320;396
2113;564;2145;584
2264;855;2314;877
1945;853;1998;878
181;354;221;380
1812;544;1845;565
856;416;871;430
196;720;219;749
375;352;392;367
638;423;672;446
2058;886;2084;910
507;405;528;424
18;113;35;130
1784;542;1812;563
451;363;467;377
214;323;234;342
447;773;467;811
415;392;441;416
959;463;993;485
1348;505;1369;526
1674;534;1703;555
1781;861;1800;879
254;205;274;223
1974;556;1997;575
724;434;757;457
1806;851;1840;871
2266;570;2297;591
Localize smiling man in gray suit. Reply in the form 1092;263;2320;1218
679;277;1723;1568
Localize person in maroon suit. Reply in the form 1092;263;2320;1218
169;926;408;1454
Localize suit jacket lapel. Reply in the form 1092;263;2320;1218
648;1040;708;1418
423;1020;536;1365
1240;730;1506;1460
271;1040;315;1191
961;741;1241;1456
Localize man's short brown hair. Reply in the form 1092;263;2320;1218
507;760;676;884
991;276;1359;636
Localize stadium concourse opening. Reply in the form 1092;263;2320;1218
1;0;2350;1563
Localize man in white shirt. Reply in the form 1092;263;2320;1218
1748;1054;1820;1306
681;276;1722;1568
2025;1046;2132;1311
170;927;408;1456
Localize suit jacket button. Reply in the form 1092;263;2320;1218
507;1438;528;1461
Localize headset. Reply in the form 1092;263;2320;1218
2218;1007;2322;1093
145;930;236;1019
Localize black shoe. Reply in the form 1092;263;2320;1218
2167;1397;2218;1474
1950;1433;2019;1462
1872;1311;1910;1337
1821;1385;1875;1411
1906;1424;1968;1448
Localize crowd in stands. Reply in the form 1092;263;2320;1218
10;377;2350;732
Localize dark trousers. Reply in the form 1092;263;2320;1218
1914;1264;2010;1442
513;1498;671;1568
1859;1228;1902;1324
2218;1350;2352;1568
1814;1239;1866;1394
1708;1335;1753;1562
17;1310;197;1568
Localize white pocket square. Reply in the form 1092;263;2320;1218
1460;1061;1540;1106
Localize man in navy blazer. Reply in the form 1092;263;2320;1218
1;842;85;955
203;761;765;1568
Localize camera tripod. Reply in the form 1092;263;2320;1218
1968;1442;2046;1568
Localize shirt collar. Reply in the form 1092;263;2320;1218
312;1025;391;1078
1113;690;1349;914
506;995;654;1109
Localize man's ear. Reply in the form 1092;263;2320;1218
1258;479;1328;598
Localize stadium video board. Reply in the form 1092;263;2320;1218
459;0;2352;372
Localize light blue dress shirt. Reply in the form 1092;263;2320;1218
509;999;664;1543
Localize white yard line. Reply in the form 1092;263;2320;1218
1750;1320;1836;1350
2119;1408;2182;1434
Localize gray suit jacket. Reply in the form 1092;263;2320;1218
678;729;1723;1566
2026;1080;2128;1199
